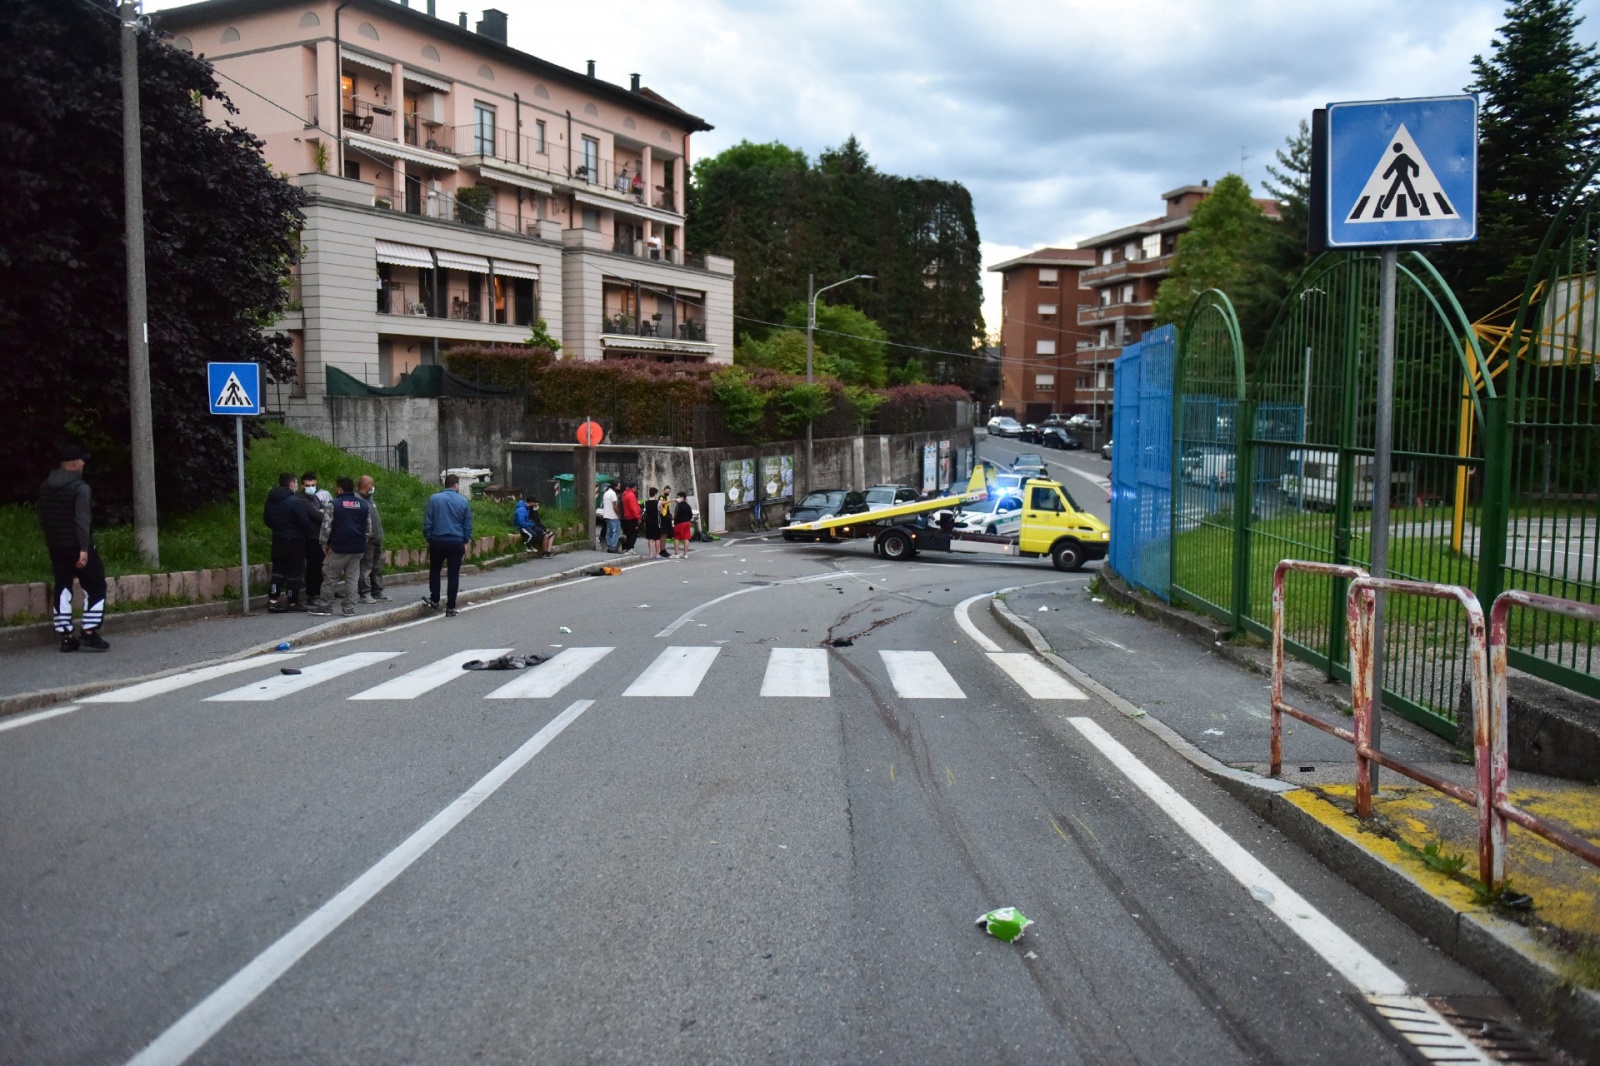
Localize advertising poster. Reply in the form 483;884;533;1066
759;454;795;501
959;447;973;480
922;442;938;492
939;440;951;488
720;458;755;509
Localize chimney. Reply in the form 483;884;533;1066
426;0;435;14
475;8;507;43
587;60;596;78
630;73;640;91
457;12;467;28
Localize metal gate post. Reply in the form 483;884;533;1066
1475;395;1511;620
1231;398;1257;631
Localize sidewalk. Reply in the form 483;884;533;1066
992;578;1600;1060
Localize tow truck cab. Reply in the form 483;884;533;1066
870;477;1109;571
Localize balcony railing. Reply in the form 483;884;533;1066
445;287;483;322
342;97;396;141
452;125;559;176
1078;301;1154;326
378;281;429;317
305;93;319;128
371;178;544;239
601;314;707;341
1080;253;1173;285
609;238;693;264
405;114;454;154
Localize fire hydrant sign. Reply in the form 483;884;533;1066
1325;95;1477;248
208;362;261;416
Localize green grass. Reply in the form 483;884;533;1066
1;423;583;585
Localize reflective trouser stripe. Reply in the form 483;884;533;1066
83;596;104;631
54;587;73;633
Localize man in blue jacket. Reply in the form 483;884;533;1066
314;476;372;617
423;473;473;616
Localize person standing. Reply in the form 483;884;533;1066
37;444;109;651
642;486;664;559
314;477;371;618
423;473;473;616
672;491;694;559
264;472;314;612
356;475;390;603
299;471;330;608
620;481;642;554
600;481;621;553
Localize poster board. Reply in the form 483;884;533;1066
719;458;755;510
758;454;795;501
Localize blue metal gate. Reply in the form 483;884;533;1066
1110;325;1175;599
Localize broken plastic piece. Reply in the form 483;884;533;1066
276;642;292;652
1250;885;1275;904
559;626;572;634
1202;728;1224;736
1038;606;1049;612
975;907;1033;943
280;668;302;675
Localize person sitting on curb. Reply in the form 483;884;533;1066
526;497;555;557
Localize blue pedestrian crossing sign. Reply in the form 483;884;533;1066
208;362;261;416
1325;95;1477;248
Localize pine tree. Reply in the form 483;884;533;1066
1264;120;1314;283
1442;0;1600;316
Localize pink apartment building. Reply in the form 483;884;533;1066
155;0;735;441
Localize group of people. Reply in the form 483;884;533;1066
263;471;389;618
598;482;696;559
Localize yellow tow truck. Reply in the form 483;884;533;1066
781;466;1110;571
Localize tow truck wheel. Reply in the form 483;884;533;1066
782;531;797;542
1051;539;1084;572
881;531;914;560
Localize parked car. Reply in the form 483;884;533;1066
1039;426;1082;450
865;484;922;510
1012;453;1049;479
783;489;868;540
1101;439;1113;460
953;493;1024;536
986;416;1025;437
1068;415;1104;431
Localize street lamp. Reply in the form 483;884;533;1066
804;272;874;492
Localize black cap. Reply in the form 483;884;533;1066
59;443;89;462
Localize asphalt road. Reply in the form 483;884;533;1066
1;533;1517;1065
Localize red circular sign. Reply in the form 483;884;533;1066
576;421;604;447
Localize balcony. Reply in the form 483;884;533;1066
601;314;706;341
1078;301;1154;327
609;237;699;267
378;281;427;317
371;178;542;238
452;124;556;176
406;114;455;155
342;97;397;141
1080;254;1173;286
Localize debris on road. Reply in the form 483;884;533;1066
830;638;854;647
975;907;1033;943
1038;605;1049;612
276;642;292;652
559;626;572;634
279;668;302;675
636;604;650;608
1250;885;1275;904
1202;728;1224;736
462;654;545;671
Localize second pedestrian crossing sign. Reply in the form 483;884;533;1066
1325;95;1477;248
208;362;261;416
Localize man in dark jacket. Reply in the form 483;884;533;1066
299;471;330;608
264;472;315;611
37;444;109;652
422;474;473;616
355;475;390;603
315;476;372;617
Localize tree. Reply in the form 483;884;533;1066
781;299;889;386
0;0;305;512
1264;119;1314;283
1438;0;1600;316
1152;174;1283;349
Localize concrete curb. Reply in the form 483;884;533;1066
987;593;1600;1064
0;553;653;720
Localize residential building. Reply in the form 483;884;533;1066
155;0;734;440
987;248;1095;423
1074;182;1281;424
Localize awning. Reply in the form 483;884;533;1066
434;249;491;274
375;239;433;269
572;189;682;226
341;49;392;75
476;164;554;194
403;68;452;93
490;259;540;281
344;131;457;171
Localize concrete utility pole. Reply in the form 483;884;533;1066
122;0;159;565
805;272;873;492
1365;247;1400;794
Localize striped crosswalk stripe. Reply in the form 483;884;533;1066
485;647;615;700
986;653;1087;699
879;650;965;699
349;649;513;701
623;646;721;697
82;656;304;703
205;652;403;701
760;647;830;697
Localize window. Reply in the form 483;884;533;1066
1098;328;1110;347
533;119;546;154
1038;267;1058;287
1036;339;1056;355
1038;303;1057;317
343;160;361;180
473;103;496;156
1122;284;1135;303
580;135;599;181
1100;248;1113;265
1142;233;1162;260
1035;373;1055;392
1099;289;1112;307
582;207;601;231
1079;375;1091;388
1124;242;1138;260
1029;487;1062;512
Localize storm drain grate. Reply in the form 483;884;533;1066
1364;995;1557;1064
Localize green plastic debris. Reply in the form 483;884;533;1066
975;907;1033;943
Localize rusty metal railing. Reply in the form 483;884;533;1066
1487;590;1600;880
1270;560;1371;774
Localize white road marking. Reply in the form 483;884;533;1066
1065;716;1407;996
295;577;598;654
954;593;1003;651
0;705;80;733
348;649;513;701
82;657;303;703
654;571;857;638
880;651;966;699
122;700;596;1066
988;653;1087;699
204;652;402;702
761;648;830;697
623;646;721;697
485;647;614;699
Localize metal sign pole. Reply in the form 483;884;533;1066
1366;246;1399;794
236;415;250;614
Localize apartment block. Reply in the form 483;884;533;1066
155;0;734;439
1074;182;1280;422
987;248;1095;423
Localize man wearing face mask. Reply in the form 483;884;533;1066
298;471;331;609
356;474;390;603
263;472;315;611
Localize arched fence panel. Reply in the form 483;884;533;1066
1110;325;1175;599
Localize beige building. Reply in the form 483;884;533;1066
156;0;734;438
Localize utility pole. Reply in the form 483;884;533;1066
806;272;874;493
122;0;159;565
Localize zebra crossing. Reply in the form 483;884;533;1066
82;643;1090;705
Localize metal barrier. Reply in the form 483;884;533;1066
1487;590;1600;879
1270;559;1370;775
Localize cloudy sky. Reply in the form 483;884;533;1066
154;0;1600;336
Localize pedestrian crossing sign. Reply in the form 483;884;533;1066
1325;95;1476;248
208;362;261;416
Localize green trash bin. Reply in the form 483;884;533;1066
550;472;615;510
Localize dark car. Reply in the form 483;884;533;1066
783;489;868;540
864;484;922;510
1039;426;1082;450
1012;453;1049;479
